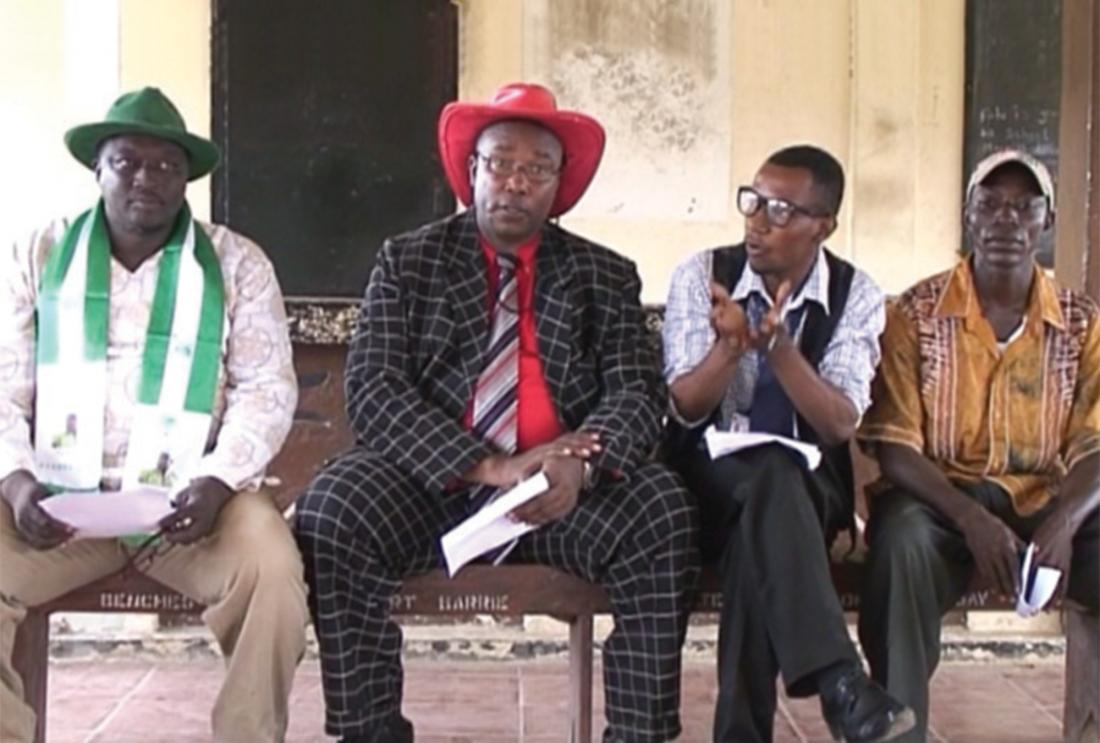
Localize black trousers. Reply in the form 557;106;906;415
858;481;1100;742
294;446;700;742
679;443;858;743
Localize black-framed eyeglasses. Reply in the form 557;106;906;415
103;154;186;179
475;152;561;185
737;186;831;227
969;188;1049;223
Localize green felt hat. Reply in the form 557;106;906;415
64;87;220;181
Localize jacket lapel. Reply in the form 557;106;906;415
444;212;490;391
533;225;575;410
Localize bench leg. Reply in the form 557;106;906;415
568;614;594;743
11;608;49;743
1064;604;1099;743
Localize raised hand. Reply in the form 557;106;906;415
747;279;793;352
709;282;749;356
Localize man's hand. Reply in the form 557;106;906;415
0;470;74;550
956;502;1025;597
709;282;749;356
1031;507;1075;587
746;280;793;352
509;453;585;526
467;432;600;489
159;477;234;545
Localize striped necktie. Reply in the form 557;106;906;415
471;253;520;452
467;254;524;563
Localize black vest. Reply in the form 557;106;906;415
662;243;857;521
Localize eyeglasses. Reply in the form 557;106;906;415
475;153;561;185
103;154;186;179
737;186;831;227
122;528;175;575
969;190;1048;222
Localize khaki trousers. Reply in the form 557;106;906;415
0;490;309;743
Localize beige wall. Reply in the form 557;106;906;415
459;0;966;301
0;0;210;241
3;0;963;301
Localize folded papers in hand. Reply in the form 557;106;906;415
39;488;174;538
441;473;550;577
1016;542;1062;617
703;425;822;470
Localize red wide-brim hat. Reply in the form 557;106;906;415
438;82;606;217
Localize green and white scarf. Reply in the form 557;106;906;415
34;200;225;493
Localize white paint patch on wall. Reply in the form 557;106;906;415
523;0;731;221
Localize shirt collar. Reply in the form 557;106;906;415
730;246;830;314
478;234;540;267
934;258;1066;331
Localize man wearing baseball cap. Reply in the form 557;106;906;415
295;82;699;742
857;149;1100;740
0;87;308;742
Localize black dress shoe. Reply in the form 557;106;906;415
339;714;414;743
819;666;916;742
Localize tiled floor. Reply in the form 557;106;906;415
44;658;1065;742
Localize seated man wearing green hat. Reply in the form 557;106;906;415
0;87;308;742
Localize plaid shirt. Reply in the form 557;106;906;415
662;246;885;431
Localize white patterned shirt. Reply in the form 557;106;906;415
0;218;297;491
662;246;885;431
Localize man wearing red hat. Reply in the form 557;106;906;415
295;82;699;742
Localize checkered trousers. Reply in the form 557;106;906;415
295;447;699;742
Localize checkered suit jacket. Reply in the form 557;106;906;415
345;210;664;495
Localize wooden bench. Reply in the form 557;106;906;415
11;331;1100;742
15;559;1094;742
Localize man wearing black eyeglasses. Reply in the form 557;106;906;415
857;149;1100;742
662;145;912;742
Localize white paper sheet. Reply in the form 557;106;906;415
441;473;550;577
39;488;174;538
703;425;822;470
1015;543;1062;617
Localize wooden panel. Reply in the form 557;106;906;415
33;566;608;617
1054;0;1099;293
1062;604;1100;741
268;344;354;511
34;560;1016;618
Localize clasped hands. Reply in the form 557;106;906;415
710;279;794;357
467;431;601;526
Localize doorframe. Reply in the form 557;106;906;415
1054;0;1100;300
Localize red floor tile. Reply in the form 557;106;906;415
43;657;1067;742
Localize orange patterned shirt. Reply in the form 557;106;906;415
859;259;1100;515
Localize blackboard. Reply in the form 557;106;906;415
211;0;458;298
965;0;1062;266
